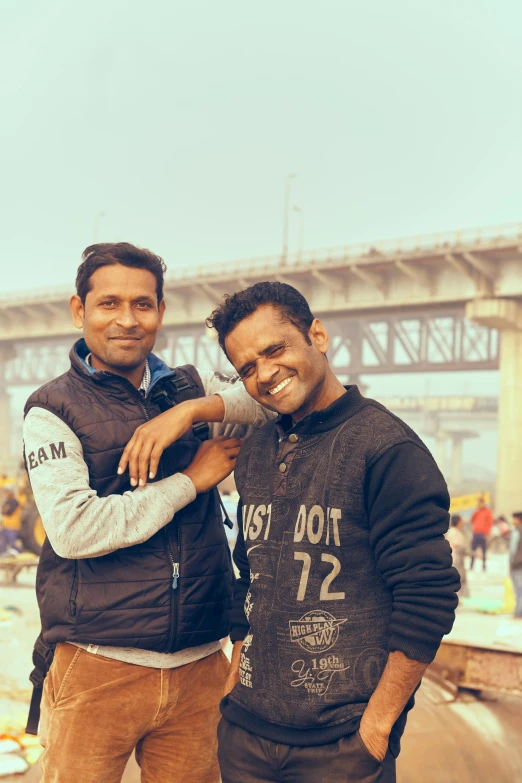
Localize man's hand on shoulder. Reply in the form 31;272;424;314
118;395;226;487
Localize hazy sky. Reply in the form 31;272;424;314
2;0;518;474
1;0;521;294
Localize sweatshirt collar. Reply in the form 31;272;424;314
276;385;368;437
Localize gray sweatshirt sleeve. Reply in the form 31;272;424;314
23;407;197;560
199;370;276;438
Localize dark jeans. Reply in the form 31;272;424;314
470;533;487;570
218;718;396;783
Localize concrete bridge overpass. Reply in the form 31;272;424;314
0;222;521;510
380;396;498;489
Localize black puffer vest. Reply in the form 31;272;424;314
25;340;233;653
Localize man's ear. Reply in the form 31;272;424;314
70;295;84;330
157;298;166;332
309;318;330;355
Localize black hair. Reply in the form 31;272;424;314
206;281;314;354
76;242;166;304
513;512;522;524
450;514;462;527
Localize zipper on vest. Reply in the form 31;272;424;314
164;536;179;590
174;520;182;591
164;523;181;651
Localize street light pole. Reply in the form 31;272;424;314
293;205;304;259
281;173;297;266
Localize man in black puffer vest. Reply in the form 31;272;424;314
23;243;273;783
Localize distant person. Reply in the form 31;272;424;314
470;497;494;571
0;490;22;555
495;514;511;546
446;515;470;598
509;512;522;619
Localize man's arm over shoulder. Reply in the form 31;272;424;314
116;369;264;486
199;370;276;438
365;441;460;664
24;407;197;559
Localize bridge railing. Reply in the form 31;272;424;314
166;220;522;279
1;222;521;306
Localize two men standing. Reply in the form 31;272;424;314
26;248;459;783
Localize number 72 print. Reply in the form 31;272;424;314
294;552;345;601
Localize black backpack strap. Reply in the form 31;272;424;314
151;366;234;529
150;365;209;442
175;367;234;527
219;495;234;529
26;633;55;735
173;366;210;441
172;365;205;398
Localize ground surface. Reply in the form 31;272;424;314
1;553;520;781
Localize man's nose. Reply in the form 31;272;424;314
257;360;277;386
115;305;139;328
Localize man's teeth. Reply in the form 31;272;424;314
269;377;292;395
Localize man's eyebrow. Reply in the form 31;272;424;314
93;293;156;302
237;343;284;376
131;294;156;302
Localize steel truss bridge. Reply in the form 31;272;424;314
3;309;499;387
1;221;522;511
1;220;519;387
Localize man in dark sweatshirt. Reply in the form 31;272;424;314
203;282;460;783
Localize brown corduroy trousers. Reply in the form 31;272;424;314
39;642;229;783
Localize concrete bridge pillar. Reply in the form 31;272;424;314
466;299;522;515
435;431;448;476
449;431;478;489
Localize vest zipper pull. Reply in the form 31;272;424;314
172;563;180;590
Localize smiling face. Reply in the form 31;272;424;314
69;263;165;382
224;304;342;422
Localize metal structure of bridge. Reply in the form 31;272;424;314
2;310;500;387
1;222;521;510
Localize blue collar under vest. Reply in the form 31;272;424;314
72;338;176;399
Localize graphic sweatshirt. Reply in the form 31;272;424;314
221;386;460;755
